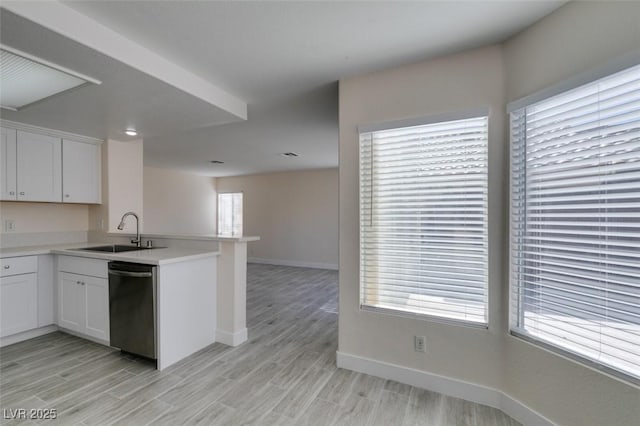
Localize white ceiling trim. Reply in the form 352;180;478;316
2;0;248;120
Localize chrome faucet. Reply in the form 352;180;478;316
117;211;141;247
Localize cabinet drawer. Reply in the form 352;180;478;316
1;256;38;277
58;256;108;278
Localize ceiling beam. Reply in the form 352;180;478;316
2;0;247;120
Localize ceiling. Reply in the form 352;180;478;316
0;9;243;142
1;1;565;176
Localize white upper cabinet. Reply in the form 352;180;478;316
0;122;102;204
16;130;62;202
63;139;101;204
0;127;17;200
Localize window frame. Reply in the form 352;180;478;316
507;58;640;386
358;107;491;328
217;191;243;237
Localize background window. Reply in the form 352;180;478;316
510;64;640;382
359;112;489;325
218;192;243;236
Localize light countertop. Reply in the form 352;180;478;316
0;243;220;265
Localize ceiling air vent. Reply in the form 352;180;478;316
0;45;101;111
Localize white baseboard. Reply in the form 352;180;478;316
248;257;338;270
500;393;556;426
336;351;555;426
216;328;248;346
0;325;58;347
57;327;110;347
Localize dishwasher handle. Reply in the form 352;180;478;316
109;270;153;278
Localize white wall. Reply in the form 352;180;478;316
217;168;338;269
501;2;640;426
504;1;640;102
107;139;144;233
0;202;88;234
143;166;217;235
339;44;507;389
88;138;144;234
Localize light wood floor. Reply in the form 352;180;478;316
0;264;520;425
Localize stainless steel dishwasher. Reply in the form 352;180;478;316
108;261;157;360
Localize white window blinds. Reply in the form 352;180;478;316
359;114;488;325
510;63;640;383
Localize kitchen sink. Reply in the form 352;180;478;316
73;245;161;253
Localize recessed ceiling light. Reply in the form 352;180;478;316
0;44;101;111
125;129;138;136
280;152;299;157
210;160;224;164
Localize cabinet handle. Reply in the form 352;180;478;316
65;194;70;198
76;280;81;285
19;192;25;195
3;265;9;269
9;191;15;195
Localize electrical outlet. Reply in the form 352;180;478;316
414;335;426;353
4;220;16;232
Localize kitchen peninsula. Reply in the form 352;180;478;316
0;234;259;370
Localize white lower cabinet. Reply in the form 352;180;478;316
59;272;84;332
0;273;37;337
59;272;109;341
0;256;39;337
58;256;109;343
0;254;109;345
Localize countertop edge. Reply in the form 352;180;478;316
105;233;260;242
1;244;220;264
51;249;220;266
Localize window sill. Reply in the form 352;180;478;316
360;304;489;330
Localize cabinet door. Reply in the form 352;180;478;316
16;130;62;202
62;139;101;204
58;272;84;333
0;127;17;200
83;276;110;342
0;273;37;337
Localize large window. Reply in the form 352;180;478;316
359;111;489;325
218;192;243;236
510;63;640;383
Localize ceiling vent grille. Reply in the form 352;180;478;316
0;45;101;111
